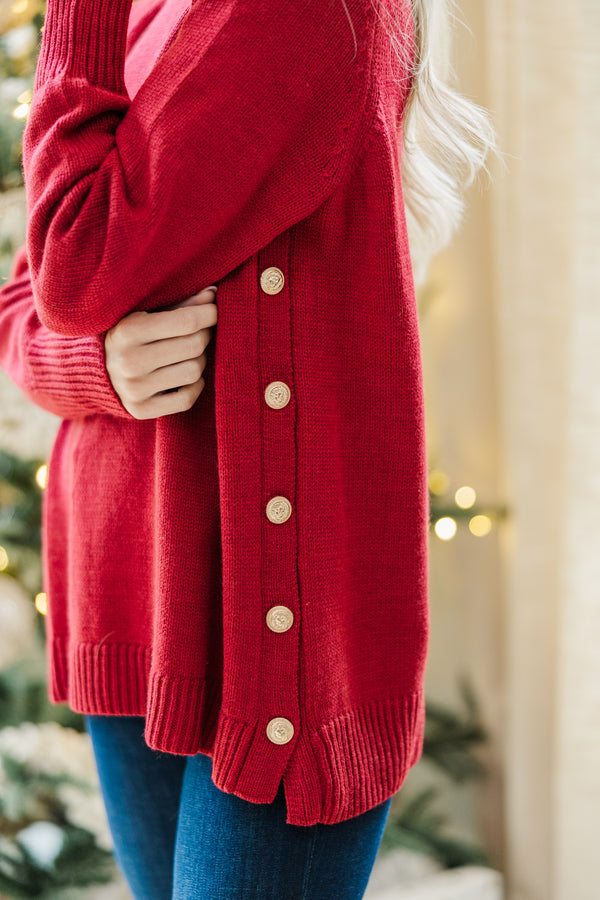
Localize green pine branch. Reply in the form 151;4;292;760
380;786;491;867
381;674;492;868
422;673;489;782
0;826;115;899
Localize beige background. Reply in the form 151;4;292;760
421;1;600;898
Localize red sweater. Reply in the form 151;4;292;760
3;0;430;826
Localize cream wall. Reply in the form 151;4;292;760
417;0;506;877
422;1;600;898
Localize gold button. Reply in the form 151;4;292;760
260;267;285;295
266;496;292;524
266;717;294;745
266;605;294;633
264;381;291;409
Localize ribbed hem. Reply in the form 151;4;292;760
48;637;425;826
35;0;132;92
27;333;136;419
283;692;425;825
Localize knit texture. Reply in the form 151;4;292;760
2;0;430;826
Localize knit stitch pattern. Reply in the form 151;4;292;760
0;0;430;826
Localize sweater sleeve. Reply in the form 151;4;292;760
0;244;137;419
21;0;374;337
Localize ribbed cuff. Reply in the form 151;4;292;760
35;0;133;92
145;670;221;754
27;332;136;419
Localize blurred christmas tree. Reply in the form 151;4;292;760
0;0;43;188
0;0;44;289
0;721;117;898
0;450;121;898
0;449;80;730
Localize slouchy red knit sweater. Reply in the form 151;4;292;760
1;0;430;826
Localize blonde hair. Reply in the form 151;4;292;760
342;0;503;286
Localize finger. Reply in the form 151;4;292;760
129;329;212;378
159;286;217;312
140;355;208;399
124;302;217;345
129;379;205;419
147;303;217;340
173;287;218;308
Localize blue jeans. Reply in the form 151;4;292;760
84;714;392;899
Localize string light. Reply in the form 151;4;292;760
469;515;492;537
429;469;450;496
455;485;476;509
12;103;29;120
35;593;48;615
429;470;504;538
434;517;457;541
36;465;48;489
0;546;8;571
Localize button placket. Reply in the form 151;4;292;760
258;255;299;748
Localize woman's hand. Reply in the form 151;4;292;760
104;287;218;419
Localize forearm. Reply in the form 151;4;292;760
0;245;135;419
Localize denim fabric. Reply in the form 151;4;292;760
84;714;392;899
